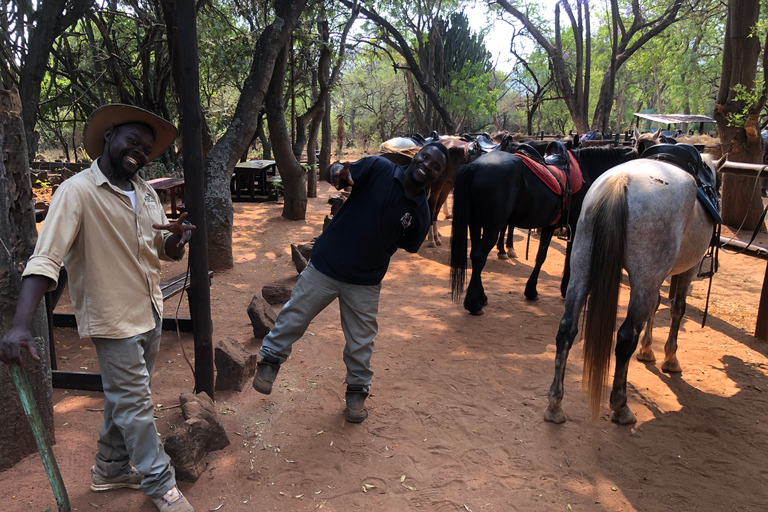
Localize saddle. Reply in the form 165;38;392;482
465;133;501;161
515;141;584;227
640;143;721;224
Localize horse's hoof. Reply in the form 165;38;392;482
508;250;518;259
426;241;436;248
611;406;637;425
544;405;567;424
661;360;682;373
481;297;488;306
524;291;538;301
435;239;442;247
498;252;508;260
636;350;656;363
469;308;484;316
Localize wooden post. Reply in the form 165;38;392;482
757;262;768;341
176;0;214;397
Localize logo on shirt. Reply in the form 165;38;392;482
400;212;412;229
144;193;156;204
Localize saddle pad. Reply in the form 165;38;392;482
517;153;584;196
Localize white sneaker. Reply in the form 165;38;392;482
151;486;194;512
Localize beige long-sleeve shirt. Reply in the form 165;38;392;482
23;159;182;339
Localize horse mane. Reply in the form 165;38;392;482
572;146;638;178
582;171;629;421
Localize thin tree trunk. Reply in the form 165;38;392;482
204;0;307;268
0;88;54;471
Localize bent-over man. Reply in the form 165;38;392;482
252;142;448;423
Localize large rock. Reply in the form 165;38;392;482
214;337;257;392
247;295;276;338
262;284;292;305
163;392;230;482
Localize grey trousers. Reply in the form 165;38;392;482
92;308;175;498
260;262;380;391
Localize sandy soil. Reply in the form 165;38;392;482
4;182;768;512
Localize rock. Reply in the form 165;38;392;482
214;337;258;392
291;244;308;273
164;392;230;482
178;392;230;451
247;295;277;338
297;242;313;261
262;284;292;305
163;418;209;481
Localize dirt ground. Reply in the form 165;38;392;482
4;181;768;512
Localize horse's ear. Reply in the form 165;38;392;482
653;129;661;141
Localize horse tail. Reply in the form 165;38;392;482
450;162;476;301
582;171;629;421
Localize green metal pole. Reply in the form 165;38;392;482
9;361;70;512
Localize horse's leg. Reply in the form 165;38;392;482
560;235;573;298
636;292;661;362
433;184;453;246
464;224;498;315
506;224;517;258
497;224;508;259
609;292;658;425
661;267;696;373
524;225;556;301
545;233;591;424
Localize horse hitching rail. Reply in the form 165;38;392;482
715;156;768;340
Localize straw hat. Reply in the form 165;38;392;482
84;104;178;161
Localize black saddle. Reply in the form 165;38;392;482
544;140;570;170
408;133;427;145
465;134;501;162
641;143;721;223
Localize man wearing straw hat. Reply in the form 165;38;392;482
0;104;196;511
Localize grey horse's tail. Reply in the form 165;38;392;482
450;162;477;301
582;172;629;421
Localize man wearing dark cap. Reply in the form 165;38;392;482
0;104;195;511
252;143;448;423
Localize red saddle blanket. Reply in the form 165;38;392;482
518;152;584;197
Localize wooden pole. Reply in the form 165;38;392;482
176;0;214;397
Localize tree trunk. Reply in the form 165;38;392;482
320;95;332;181
265;44;307;221
18;0;93;162
306;106;323;199
0;89;54;471
204;0;307;269
714;0;767;231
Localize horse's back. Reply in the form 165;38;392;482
586;160;710;278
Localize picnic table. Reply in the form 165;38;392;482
148;177;185;218
231;159;278;201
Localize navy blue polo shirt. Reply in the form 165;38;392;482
310;156;430;285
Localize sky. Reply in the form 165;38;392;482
465;4;517;73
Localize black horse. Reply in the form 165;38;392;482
449;146;638;315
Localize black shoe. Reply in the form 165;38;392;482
345;386;369;423
253;357;280;394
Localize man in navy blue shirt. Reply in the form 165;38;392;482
253;143;448;423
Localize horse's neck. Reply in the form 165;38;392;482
576;148;637;180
